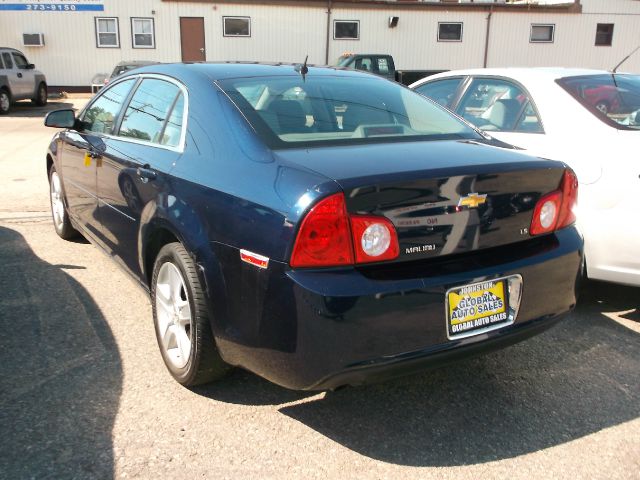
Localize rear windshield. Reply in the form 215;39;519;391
112;64;140;78
218;75;480;148
557;74;640;130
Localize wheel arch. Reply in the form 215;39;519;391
139;210;231;341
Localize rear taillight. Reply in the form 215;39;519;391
290;194;354;268
530;169;578;236
290;193;399;268
557;169;578;228
350;215;400;264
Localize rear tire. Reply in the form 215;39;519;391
151;242;230;386
49;165;79;240
0;89;11;115
32;82;47;106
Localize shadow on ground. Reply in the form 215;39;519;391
0;226;122;478
198;280;639;466
6;100;76;118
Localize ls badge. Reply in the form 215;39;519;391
458;193;487;209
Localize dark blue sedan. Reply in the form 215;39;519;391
44;63;582;390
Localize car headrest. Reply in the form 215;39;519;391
489;98;522;130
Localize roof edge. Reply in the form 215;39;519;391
161;0;582;14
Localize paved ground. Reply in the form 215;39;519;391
0;98;638;480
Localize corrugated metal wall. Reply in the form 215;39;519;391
0;0;638;87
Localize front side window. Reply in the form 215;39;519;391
132;18;155;48
595;23;614;46
11;53;28;68
96;17;120;48
223;17;250;37
438;23;463;42
81;79;135;134
219;74;480;148
414;78;464;108
530;24;554;43
334;20;359;40
456;78;543;133
119;78;183;145
557;74;640;130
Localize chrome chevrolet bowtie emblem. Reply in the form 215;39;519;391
458;193;487;208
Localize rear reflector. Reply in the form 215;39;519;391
240;249;269;269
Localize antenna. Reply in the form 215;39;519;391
612;45;640;73
295;55;309;81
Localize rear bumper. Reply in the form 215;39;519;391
309;312;564;390
212;227;583;391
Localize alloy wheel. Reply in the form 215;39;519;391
50;171;65;231
0;92;9;112
155;262;192;369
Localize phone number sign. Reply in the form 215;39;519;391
0;1;104;11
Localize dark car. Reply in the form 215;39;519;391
44;63;582;390
105;60;159;84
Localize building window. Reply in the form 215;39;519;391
530;24;555;43
595;23;614;46
334;20;359;40
223;17;251;37
95;17;119;48
438;22;463;42
131;18;155;48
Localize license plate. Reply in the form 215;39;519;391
446;278;514;339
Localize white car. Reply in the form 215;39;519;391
411;68;640;286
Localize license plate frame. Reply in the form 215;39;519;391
445;275;521;340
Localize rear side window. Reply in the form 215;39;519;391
456;78;543;133
118;78;184;146
160;93;185;147
82;79;136;134
414;78;464;108
2;52;13;69
0;55;4;69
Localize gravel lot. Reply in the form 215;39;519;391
0;98;638;480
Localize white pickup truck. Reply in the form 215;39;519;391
0;47;48;114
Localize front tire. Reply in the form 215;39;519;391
0;89;11;115
49;165;79;240
32;82;47;106
151;242;230;386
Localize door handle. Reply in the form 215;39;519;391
136;165;157;183
17;73;22;78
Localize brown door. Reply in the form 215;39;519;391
180;17;206;62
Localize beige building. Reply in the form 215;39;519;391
0;0;639;89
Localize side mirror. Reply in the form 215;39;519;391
44;109;76;129
26;63;36;70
